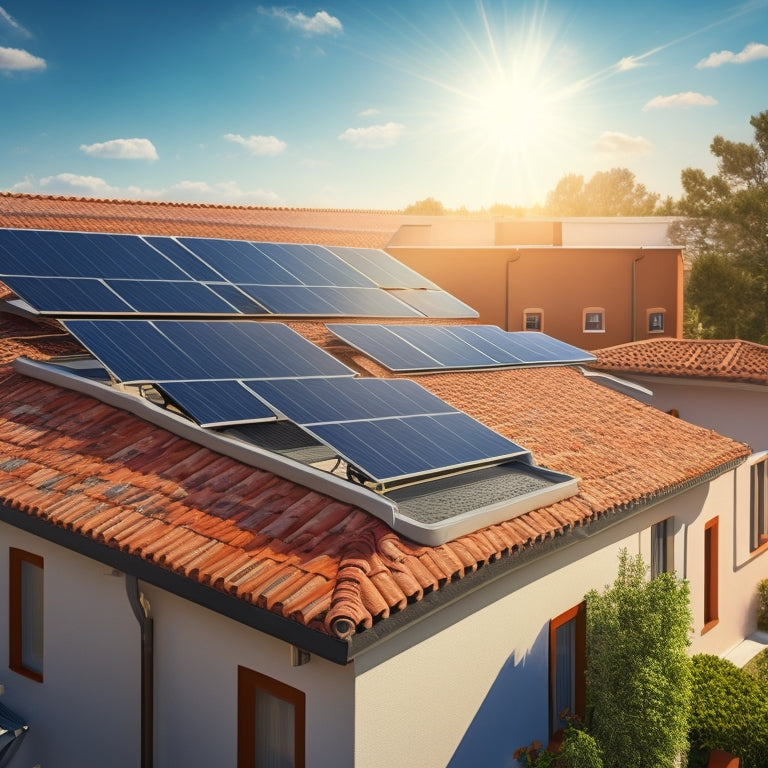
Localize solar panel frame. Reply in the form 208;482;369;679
142;236;225;282
386;288;479;319
2;276;134;315
326;246;441;289
106;280;240;315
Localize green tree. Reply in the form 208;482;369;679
675;110;768;342
544;169;660;216
585;550;692;768
403;196;446;215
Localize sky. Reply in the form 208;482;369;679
1;1;767;211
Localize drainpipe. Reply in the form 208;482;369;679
505;250;521;330
632;250;645;341
126;575;154;768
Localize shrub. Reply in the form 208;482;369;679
757;578;768;632
689;654;768;768
557;729;603;768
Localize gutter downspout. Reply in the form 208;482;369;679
126;575;153;768
632;250;645;341
505;250;521;330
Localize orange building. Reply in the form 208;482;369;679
387;217;684;349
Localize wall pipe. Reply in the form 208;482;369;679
632;250;645;341
125;575;154;768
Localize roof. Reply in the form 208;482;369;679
0;195;752;663
591;337;768;386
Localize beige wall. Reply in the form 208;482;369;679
389;245;683;349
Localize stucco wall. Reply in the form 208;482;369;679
352;471;754;768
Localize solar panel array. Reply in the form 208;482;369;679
0;229;478;319
326;324;596;371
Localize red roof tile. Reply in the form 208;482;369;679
591;337;768;386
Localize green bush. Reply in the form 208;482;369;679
689;654;768;768
558;729;603;768
757;578;768;632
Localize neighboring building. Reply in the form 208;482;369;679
0;195;763;768
388;216;684;348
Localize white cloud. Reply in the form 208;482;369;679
696;42;768;68
358;108;380;117
223;133;287;156
643;92;718;110
338;122;405;149
264;8;343;36
80;138;158;160
0;46;45;71
169;180;283;204
617;56;643;72
0;7;31;38
39;173;121;196
594;131;653;157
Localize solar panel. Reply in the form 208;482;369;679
106;280;239;314
63;319;356;383
326;324;596;371
143;236;224;282
237;285;421;317
156;380;277;427
386;289;479;318
326;246;440;289
2;276;133;314
246;377;528;484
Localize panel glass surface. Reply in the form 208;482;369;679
326;246;440;289
387;289;479;318
143;236;224;281
156;380;277;427
204;283;269;315
2;276;134;314
307;412;526;484
453;326;596;364
252;242;376;288
106;280;239;314
245;377;458;425
377;324;496;367
238;285;421;317
63;319;356;383
177;238;301;285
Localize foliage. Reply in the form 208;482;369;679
689;654;768;768
742;646;768;685
758;578;768;632
543;168;660;216
585;550;692;768
514;715;603;768
676;110;768;342
403;196;446;215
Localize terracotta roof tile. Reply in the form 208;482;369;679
591;337;768;385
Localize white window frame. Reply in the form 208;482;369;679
583;308;605;333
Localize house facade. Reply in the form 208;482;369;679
0;195;762;768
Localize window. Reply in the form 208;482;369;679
750;458;768;552
583;308;605;333
647;309;665;334
238;666;305;768
523;309;543;332
651;518;674;578
549;603;585;735
9;548;44;682
703;518;719;632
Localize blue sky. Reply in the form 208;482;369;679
1;1;767;210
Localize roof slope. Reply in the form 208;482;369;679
0;192;429;249
591;337;768;386
0;313;749;651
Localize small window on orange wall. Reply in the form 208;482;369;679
523;308;543;332
647;308;666;334
583;308;605;333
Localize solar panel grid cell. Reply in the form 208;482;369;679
3;276;133;314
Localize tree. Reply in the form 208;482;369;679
585;550;692;768
675;111;768;342
544;169;660;216
403;197;446;215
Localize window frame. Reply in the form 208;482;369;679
651;517;674;578
548;602;586;736
647;308;666;334
582;308;605;333
9;547;44;683
703;517;719;633
750;457;768;553
523;308;544;332
237;665;305;768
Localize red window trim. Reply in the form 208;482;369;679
549;602;586;735
9;547;44;683
703;517;719;633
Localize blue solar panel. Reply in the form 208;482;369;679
156;380;277;427
245;378;458;425
252;243;377;288
387;289;479;318
204;284;269;315
177;238;301;285
308;413;526;484
143;237;224;281
326;246;440;289
3;276;133;314
63;320;356;383
107;280;239;314
326;324;595;370
238;285;421;317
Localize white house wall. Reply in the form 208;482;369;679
351;468;754;768
0;524;140;768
